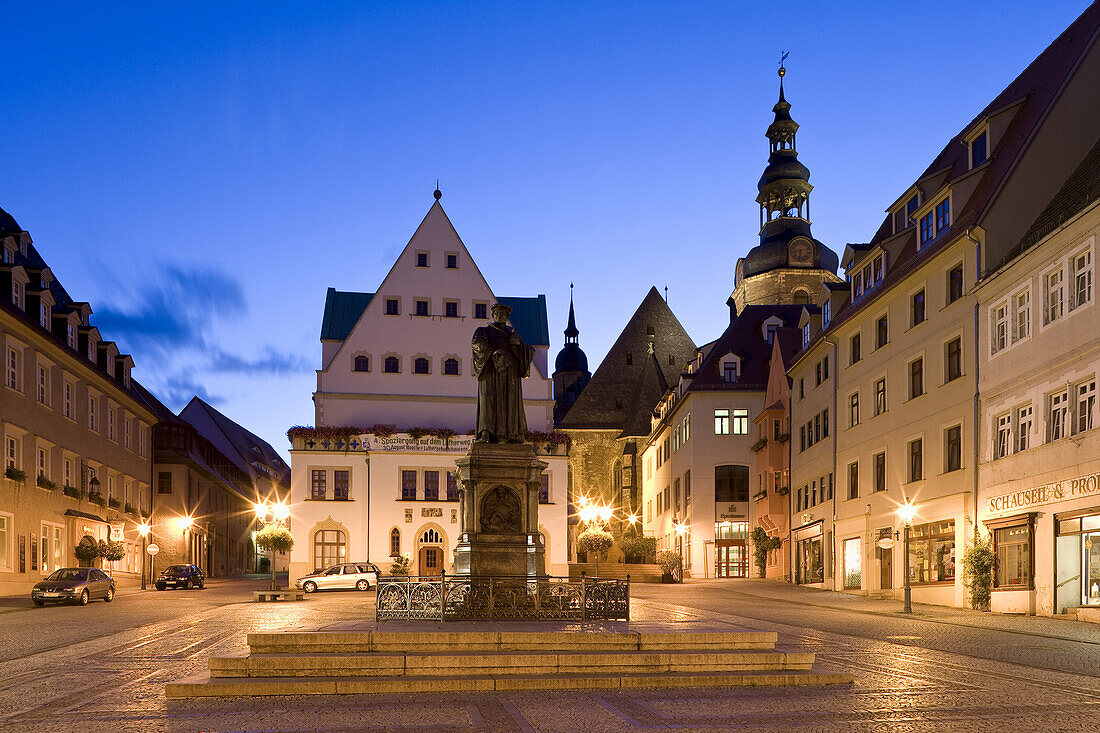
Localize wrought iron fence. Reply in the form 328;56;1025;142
375;574;630;622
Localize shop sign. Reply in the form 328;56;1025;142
362;434;475;453
109;523;125;542
988;471;1100;514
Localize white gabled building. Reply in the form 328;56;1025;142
288;195;569;581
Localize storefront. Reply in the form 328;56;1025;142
714;521;748;578
1054;508;1100;613
792;520;823;585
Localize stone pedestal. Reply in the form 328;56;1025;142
452;443;547;577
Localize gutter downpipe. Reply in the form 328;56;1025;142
964;227;982;569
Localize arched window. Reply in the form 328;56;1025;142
414;357;430;374
390;528;401;557
792;290;811;305
420;528;442;544
353;355;369;372
313;529;346;571
443;358;459;375
384;356;400;373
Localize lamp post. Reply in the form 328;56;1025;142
897;501;917;614
254;500;290;591
577;497;615;578
137;522;151;590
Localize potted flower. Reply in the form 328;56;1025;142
656;550;683;583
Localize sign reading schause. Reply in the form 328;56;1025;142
988;471;1100;514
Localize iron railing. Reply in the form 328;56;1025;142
375;573;630;622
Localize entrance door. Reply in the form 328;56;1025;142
1084;532;1100;605
715;542;747;578
419;547;443;576
879;545;893;590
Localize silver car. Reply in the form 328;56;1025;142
31;567;116;606
296;562;381;593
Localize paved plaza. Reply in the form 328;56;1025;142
1;579;1098;731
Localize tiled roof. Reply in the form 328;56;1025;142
686;305;809;393
181;397;291;485
64;509;107;523
558;287;695;434
1009;133;1100;263
318;288;549;347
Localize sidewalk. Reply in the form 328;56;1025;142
680;577;1100;643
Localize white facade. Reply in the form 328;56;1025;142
289;200;568;581
977;201;1099;617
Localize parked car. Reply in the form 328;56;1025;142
155;564;205;590
31;567;115;606
296;562;381;593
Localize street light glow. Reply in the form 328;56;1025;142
897;502;917;525
273;502;290;522
176;515;194;531
137;523;151;537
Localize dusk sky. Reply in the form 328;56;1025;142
2;1;1089;458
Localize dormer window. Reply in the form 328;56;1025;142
723;362;738;383
106;355;114;376
2;244;13;263
67;323;77;349
11;279;23;309
802;324;810;348
919;212;934;246
970;130;988;168
822;300;831;326
39;302;50;328
88;340;96;362
935;198;951;233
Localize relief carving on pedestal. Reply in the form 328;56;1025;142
479;485;522;533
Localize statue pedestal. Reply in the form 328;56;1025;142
452;443;547;577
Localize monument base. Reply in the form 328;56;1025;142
453;442;546;578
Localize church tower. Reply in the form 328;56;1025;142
552;285;591;425
730;63;841;313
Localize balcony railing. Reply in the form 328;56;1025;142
375;574;630;622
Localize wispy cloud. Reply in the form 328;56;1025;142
158;374;225;410
208;346;309;375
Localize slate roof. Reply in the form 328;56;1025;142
181;397;291;485
64;508;107;523
558;287;696;435
1009;133;1100;264
685;305;809;394
319;289;549;347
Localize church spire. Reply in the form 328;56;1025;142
757;58;812;230
564;282;579;342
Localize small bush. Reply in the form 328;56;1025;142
108;497;121;509
74;536;99;564
619;535;657;563
656;550;683;581
749;437;768;453
750;526;782;578
963;529;995;611
125;503;137;516
577;528;614;558
390;554;411;576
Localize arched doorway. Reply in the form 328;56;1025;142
417;526;445;576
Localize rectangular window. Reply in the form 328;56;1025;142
909;358;924;399
444;301;459;318
684;470;691;505
415;300;429;317
822;356;829;380
446;253;458;269
847;462;858;500
88;396;97;431
36;447;48;480
1013;289;1030;342
684;413;691;443
911;290;926;327
1048;390;1069;441
815;362;822;387
124;417;132;449
5;436;18;471
908;520;956;584
385;298;400;315
714;409;730;435
1071;248;1092;310
63;457;72;487
714;465;749;503
876;315;888;349
1017;404;1033;451
971;131;987;167
800;425;806;451
908;438;923;482
850;333;861;364
474;303;488;319
935;198;950;233
873;452;886;492
416;252;429;268
5;347;18;390
732;409;749;435
673;478;681;513
539;473;549;504
822;409;829;438
36;364;48;405
919;212;934;246
848;392;859;427
994;524;1031;588
311;470;327;500
401;470;417;500
157;471;172;494
948;265;964;304
724;362;738;383
447;472;459;501
423;470;439;501
994;413;1011;459
1045;268;1063;324
334;470;349;500
107;408;116;441
991;303;1007;353
1076;379;1096;433
945;338;962;382
646;500;652;523
945;425;962;472
63;382;73;419
0;515;8;570
139;426;147;457
874;378;887;415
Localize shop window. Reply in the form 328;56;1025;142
993;524;1031;588
313;529;346;572
843;537;862;589
795;535;823;584
908;520;956;584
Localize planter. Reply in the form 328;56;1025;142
63;485;82;500
661;573;677;584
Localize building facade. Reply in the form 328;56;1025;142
1;207;157;594
289;195;569;580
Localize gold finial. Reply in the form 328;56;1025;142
778;51;789;78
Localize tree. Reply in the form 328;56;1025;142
963;529;995;611
619;535;657;564
656;550;682;582
255;525;295;553
99;540;126;563
750;527;782;579
577;528;613;577
74;536;99;565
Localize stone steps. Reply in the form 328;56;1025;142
166;629;852;698
209;649;816;678
167;669;852;698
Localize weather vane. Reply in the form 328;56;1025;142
779;51;789;78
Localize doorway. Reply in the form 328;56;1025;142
715;543;747;578
418;546;443;576
879;545;893;590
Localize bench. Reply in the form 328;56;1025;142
253;590;306;602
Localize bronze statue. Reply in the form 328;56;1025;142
472;303;534;443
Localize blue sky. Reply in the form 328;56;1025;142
1;1;1090;458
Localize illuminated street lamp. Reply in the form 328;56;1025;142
136;522;151;590
576;496;617;578
897;501;918;614
253;500;290;591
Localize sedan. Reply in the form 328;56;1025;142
31;567;115;606
155;564;206;590
296;562;381;593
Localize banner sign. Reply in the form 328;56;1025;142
988;471;1100;514
361;434;475;453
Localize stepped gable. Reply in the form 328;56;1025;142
686;305;808;392
558;287;695;432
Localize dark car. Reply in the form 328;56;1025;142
155;564;205;590
31;567;115;606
